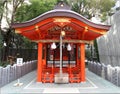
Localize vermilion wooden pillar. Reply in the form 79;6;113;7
37;42;43;82
80;43;86;82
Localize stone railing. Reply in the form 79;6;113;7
0;60;37;87
88;61;120;87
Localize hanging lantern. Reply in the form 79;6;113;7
67;44;71;51
51;42;56;49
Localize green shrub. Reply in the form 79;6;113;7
0;61;9;67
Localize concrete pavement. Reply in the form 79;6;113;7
1;69;120;93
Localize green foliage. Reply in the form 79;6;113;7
12;34;36;49
94;40;100;62
85;49;91;60
100;0;115;21
0;33;3;49
71;0;115;21
16;0;115;22
0;0;4;17
21;37;36;49
100;12;107;22
99;0;115;12
57;0;69;4
72;0;94;19
0;61;9;67
15;0;56;22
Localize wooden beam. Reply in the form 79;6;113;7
88;26;107;35
35;25;41;38
81;26;88;39
33;39;93;44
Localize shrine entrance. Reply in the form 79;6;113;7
46;43;76;67
12;1;110;83
41;42;81;83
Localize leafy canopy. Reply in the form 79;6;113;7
15;0;115;22
71;0;115;21
15;0;56;22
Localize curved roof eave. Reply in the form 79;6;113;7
12;9;111;30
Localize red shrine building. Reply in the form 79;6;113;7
12;2;110;83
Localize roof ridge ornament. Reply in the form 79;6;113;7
54;1;71;10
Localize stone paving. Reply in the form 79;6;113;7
1;69;120;93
